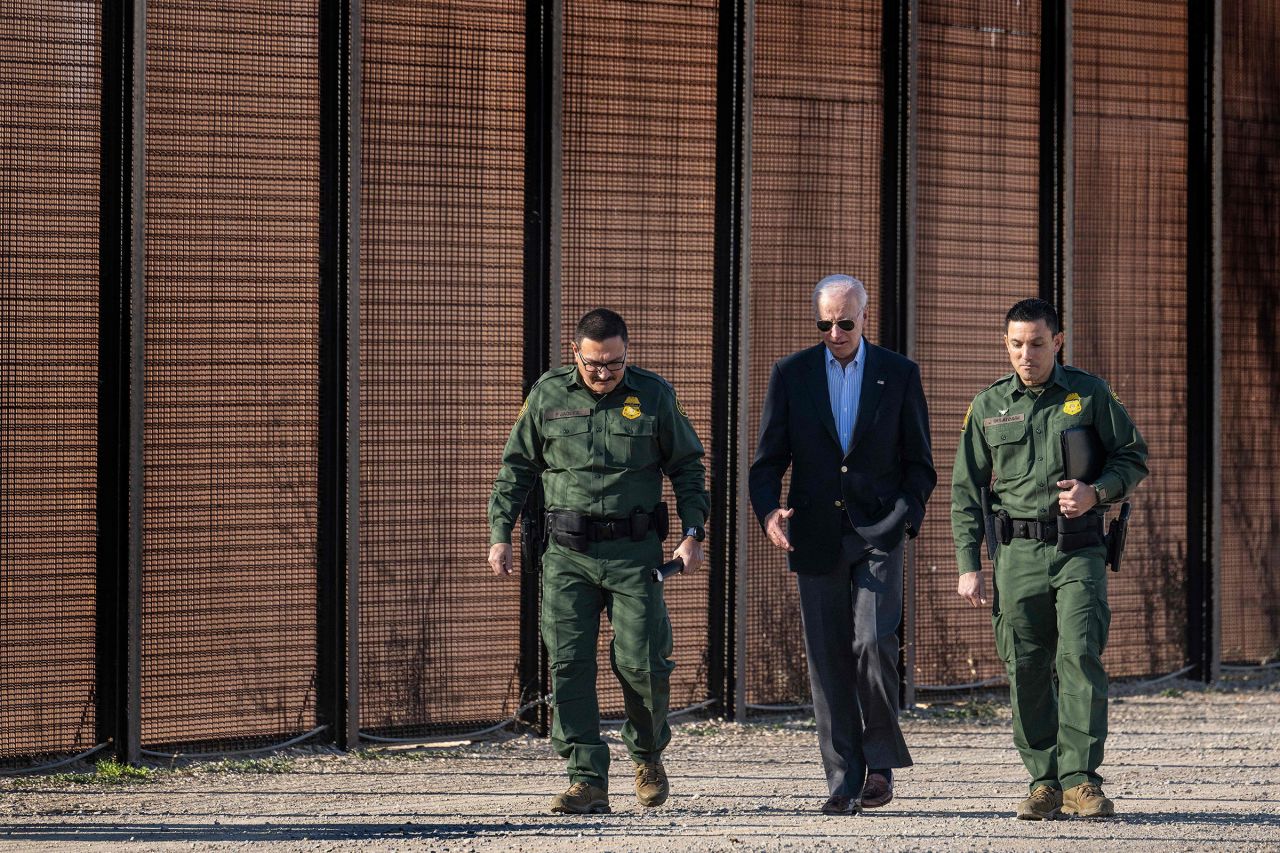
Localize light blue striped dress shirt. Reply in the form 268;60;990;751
825;340;865;453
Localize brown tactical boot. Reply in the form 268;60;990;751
1062;782;1115;817
549;781;610;814
1016;785;1063;820
635;761;670;807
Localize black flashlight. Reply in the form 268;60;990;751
650;557;685;583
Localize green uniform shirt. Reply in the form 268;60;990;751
951;363;1149;575
489;364;709;545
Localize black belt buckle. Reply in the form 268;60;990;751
1011;518;1055;543
591;518;632;541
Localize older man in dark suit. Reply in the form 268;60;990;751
749;274;935;816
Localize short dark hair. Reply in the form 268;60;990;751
1005;298;1060;335
574;308;628;345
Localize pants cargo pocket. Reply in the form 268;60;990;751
993;611;1014;665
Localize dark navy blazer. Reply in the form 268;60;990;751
749;341;936;574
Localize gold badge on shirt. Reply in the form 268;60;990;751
622;395;642;420
1063;392;1082;416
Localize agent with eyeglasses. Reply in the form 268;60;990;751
749;274;935;816
488;307;708;816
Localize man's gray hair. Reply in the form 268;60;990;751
812;274;868;315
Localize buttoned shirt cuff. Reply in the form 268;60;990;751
490;524;514;546
956;548;983;575
1092;473;1122;505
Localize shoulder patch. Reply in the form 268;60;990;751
516;398;528;422
961;403;973;432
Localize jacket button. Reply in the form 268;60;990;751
834;500;843;508
840;465;848;473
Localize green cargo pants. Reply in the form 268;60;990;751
540;535;674;790
992;537;1111;793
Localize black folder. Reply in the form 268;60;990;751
1060;426;1105;484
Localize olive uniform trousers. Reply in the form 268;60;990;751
540;535;673;789
993;537;1111;793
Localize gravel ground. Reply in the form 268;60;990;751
2;671;1277;852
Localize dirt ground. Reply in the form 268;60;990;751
2;671;1278;853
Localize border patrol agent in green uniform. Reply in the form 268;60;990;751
488;308;709;815
951;299;1148;821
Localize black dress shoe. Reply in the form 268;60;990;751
861;770;894;808
820;794;861;815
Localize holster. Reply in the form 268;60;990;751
1056;511;1105;554
522;513;547;559
652;502;670;541
994;510;1012;546
981;486;998;561
1105;501;1132;573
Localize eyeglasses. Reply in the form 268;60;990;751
576;349;627;374
816;319;857;332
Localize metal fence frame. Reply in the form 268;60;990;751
2;0;1257;766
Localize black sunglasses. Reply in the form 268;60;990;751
816;319;856;332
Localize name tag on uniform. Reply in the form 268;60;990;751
544;408;591;421
982;413;1025;428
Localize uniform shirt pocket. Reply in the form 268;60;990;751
605;413;658;469
984;417;1028;480
542;415;592;468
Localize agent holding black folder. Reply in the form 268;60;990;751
950;298;1148;821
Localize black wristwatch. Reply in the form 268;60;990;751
683;525;705;542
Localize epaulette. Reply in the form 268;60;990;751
625;365;674;393
1061;364;1101;381
974;372;1015;399
1060;364;1110;388
531;365;576;391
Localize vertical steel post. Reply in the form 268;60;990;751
98;0;143;765
713;0;748;719
345;0;363;751
881;0;911;356
318;0;353;747
732;0;756;723
882;0;914;709
1186;0;1219;683
1040;0;1069;316
520;0;556;736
